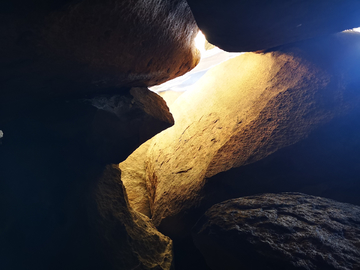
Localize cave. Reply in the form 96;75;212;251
1;1;360;270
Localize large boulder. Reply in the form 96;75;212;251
186;0;360;51
193;193;360;270
145;32;360;237
0;0;199;115
0;88;173;269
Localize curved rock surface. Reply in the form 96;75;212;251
186;0;360;51
145;32;360;237
193;193;360;270
0;0;199;115
120;139;152;217
91;165;174;270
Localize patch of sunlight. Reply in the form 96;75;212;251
344;27;360;32
150;32;243;93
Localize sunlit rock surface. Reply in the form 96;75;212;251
145;32;360;237
91;165;173;270
119;140;152;217
158;91;185;107
0;0;199;118
186;0;360;51
193;193;360;270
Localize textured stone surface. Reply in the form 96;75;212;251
90;165;173;270
186;0;360;51
145;32;360;237
42;0;200;87
120;139;152;217
193;193;360;270
0;0;199;118
0;88;173;269
119;89;183;216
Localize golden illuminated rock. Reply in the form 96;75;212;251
119;140;152;217
91;165;173;270
158;90;185;107
145;32;360;237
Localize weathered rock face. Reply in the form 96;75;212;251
193;193;360;270
90;165;173;270
145;32;360;237
119;139;152;217
0;88;173;269
118;89;184;217
0;0;199;115
186;0;360;51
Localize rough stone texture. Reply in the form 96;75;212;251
119;139;152;217
0;88;173;270
145;32;360;237
118;89;183;217
0;0;199;118
186;0;360;51
42;0;200;87
90;165;173;270
193;193;360;270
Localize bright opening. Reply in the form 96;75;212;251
194;31;207;56
344;27;360;32
150;32;242;95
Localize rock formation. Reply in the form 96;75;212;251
1;1;194;269
186;0;360;51
119;139;152;217
0;0;200;119
0;87;174;270
90;165;173;270
145;32;360;237
2;0;360;269
193;193;360;270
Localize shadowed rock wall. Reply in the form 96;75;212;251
193;193;360;270
0;87;174;270
186;0;360;51
0;0;199;118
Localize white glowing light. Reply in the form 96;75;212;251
150;31;242;94
0;130;3;139
344;27;360;33
194;31;207;56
